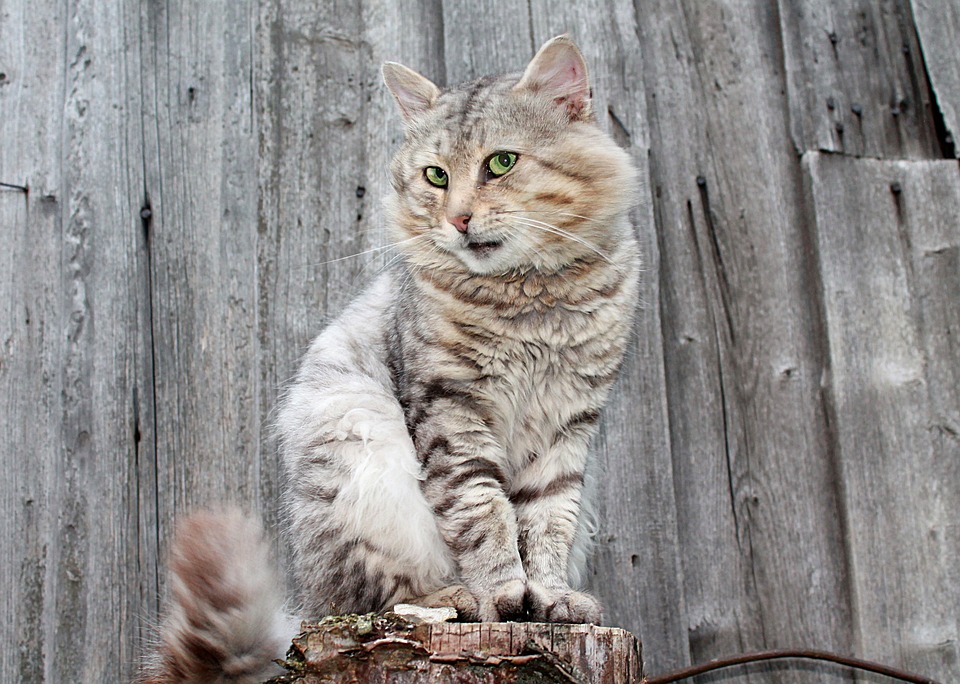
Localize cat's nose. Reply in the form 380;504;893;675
448;213;472;233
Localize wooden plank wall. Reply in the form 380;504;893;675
1;1;957;682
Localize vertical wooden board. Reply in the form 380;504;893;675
441;0;533;84
777;0;941;158
358;1;446;268
527;2;687;673
433;0;531;194
1;0;154;680
139;0;263;556
0;1;66;680
636;0;855;678
911;0;960;157
805;152;960;682
907;168;960;481
256;0;373;359
635;1;768;670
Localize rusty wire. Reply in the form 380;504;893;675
643;648;941;684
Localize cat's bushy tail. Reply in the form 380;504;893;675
139;509;296;683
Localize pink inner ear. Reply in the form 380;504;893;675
382;62;440;121
394;82;430;115
543;59;589;117
517;39;591;118
543;56;586;94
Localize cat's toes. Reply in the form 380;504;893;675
411;584;480;622
548;590;603;624
478;579;527;622
527;583;602;624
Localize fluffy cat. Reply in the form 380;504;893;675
142;35;640;683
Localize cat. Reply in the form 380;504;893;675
142;35;640;683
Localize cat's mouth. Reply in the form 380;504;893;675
464;239;503;257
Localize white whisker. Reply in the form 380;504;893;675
503;225;547;266
508;216;613;264
497;208;603;225
545;211;602;224
305;234;427;269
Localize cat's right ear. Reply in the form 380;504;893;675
514;35;591;120
382;62;440;122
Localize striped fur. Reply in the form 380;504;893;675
139;511;298;683
145;36;640;681
280;35;639;623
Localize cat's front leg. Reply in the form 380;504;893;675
511;425;602;624
416;419;529;622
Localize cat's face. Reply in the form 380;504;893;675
383;37;637;276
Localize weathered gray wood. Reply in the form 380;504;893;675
804;152;960;682
778;0;942;158
0;1;154;681
442;0;532;84
635;3;856;681
2;1;959;683
911;0;960;156
0;5;66;682
139;0;265;586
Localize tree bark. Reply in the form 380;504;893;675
270;615;643;683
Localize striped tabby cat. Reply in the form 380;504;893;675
145;35;640;683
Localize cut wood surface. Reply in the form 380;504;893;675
1;1;958;683
271;617;642;684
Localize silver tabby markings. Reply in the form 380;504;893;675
143;35;640;683
279;35;640;625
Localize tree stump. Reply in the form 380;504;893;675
269;614;644;683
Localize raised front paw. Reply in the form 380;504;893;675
477;578;528;622
527;582;603;624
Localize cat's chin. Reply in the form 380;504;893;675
465;240;503;258
449;243;518;276
452;249;575;278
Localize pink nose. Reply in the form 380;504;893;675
449;214;471;233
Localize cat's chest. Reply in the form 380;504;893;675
466;323;603;459
484;335;572;398
395;266;634;461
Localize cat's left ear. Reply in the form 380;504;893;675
382;62;441;122
514;35;592;120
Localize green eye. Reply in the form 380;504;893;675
425;166;448;187
487;151;518;177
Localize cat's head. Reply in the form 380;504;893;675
382;36;637;276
